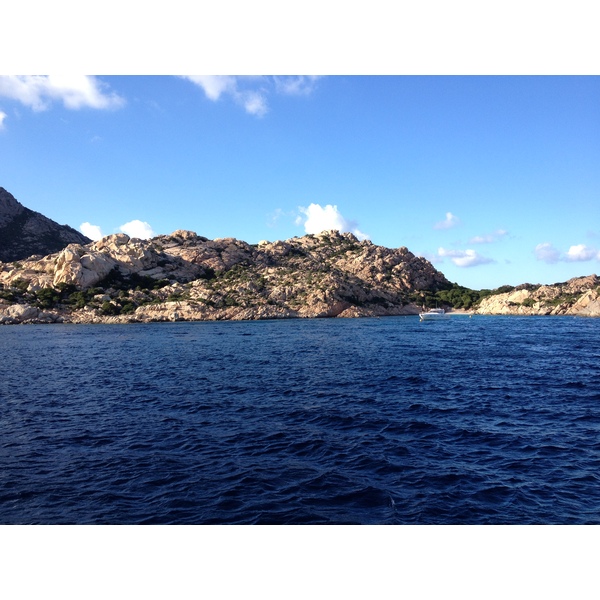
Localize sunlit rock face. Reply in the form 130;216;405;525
0;187;90;262
0;228;454;323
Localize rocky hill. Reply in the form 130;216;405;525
475;275;600;317
0;187;90;262
0;229;451;324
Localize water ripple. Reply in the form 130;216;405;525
1;316;600;523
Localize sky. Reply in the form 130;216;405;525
1;74;599;290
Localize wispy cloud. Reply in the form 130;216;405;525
534;242;561;264
119;220;155;239
434;212;460;230
296;203;369;241
534;242;600;264
184;76;237;101
469;229;508;244
0;76;125;112
182;75;320;117
267;207;298;228
182;75;268;116
438;247;494;268
417;251;443;265
273;76;320;96
0;110;6;130
240;90;268;117
80;222;104;241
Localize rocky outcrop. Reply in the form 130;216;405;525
0;303;64;325
3;226;600;324
476;275;600;316
0;229;449;324
0;187;90;262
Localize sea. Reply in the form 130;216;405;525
1;315;599;525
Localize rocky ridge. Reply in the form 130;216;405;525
0;187;91;262
475;275;600;317
0;229;451;324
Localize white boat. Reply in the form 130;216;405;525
419;308;450;321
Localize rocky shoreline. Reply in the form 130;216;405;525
0;302;425;326
2;228;599;325
3;295;598;325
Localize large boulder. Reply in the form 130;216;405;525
53;245;117;288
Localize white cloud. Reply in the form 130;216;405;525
434;212;460;230
0;110;6;129
470;229;508;244
183;76;236;101
297;203;369;241
565;244;597;262
241;90;268;117
273;76;320;96
534;242;561;264
535;242;600;264
0;76;125;111
183;75;268;117
182;75;320;117
80;222;104;241
119;220;155;239
438;247;494;268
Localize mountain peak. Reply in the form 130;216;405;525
0;187;26;228
0;187;91;262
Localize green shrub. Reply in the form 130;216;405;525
100;301;120;315
97;267;170;292
11;278;30;292
68;291;87;309
35;288;59;309
56;282;78;296
120;302;136;314
0;290;15;301
494;285;515;294
545;294;576;307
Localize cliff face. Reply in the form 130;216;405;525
0;187;90;262
0;229;450;324
476;275;600;317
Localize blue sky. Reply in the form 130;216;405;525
1;75;598;290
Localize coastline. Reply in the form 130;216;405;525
2;300;599;325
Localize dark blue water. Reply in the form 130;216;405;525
1;316;599;524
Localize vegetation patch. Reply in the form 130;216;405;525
97;267;171;292
544;294;577;307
